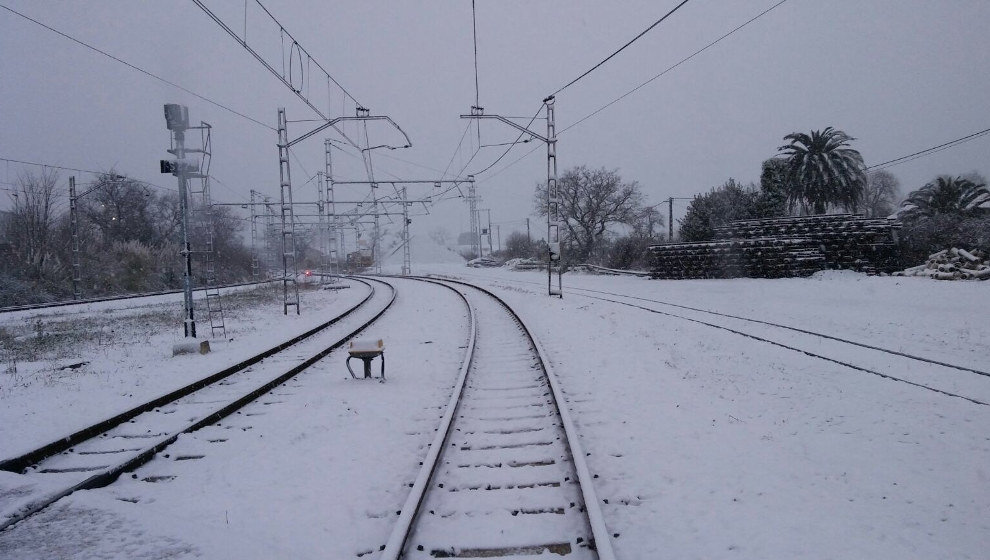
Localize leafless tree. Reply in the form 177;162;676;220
534;166;656;265
8;169;60;278
862;170;901;217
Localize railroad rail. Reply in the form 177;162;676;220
378;277;615;559
0;279;276;314
439;272;990;407
0;277;396;532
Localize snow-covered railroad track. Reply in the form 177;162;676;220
381;278;615;559
569;291;990;407
443;274;990;407
0;280;274;314
0;277;396;532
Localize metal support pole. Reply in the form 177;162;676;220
277;108;300;314
467;177;480;259
401;186;411;275
668;197;674;241
69;176;81;300
372;182;381;274
486;209;493;256
325;138;338;282
175;128;197;336
545;96;562;298
250;189;259;281
317;171;328;284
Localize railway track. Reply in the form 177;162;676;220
380;278;615;559
441;273;990;407
0;280;275;314
0;277;396;532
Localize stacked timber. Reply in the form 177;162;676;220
649;237;825;279
893;248;990;280
649;214;901;279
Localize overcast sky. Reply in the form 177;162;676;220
2;1;988;244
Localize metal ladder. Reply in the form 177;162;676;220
185;122;226;338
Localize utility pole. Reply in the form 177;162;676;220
668;197;674;242
249;189;259;281
526;217;531;243
325;138;338;283
486;208;493;255
467;176;480;259
401;186;411;275
316;171;328;284
276;108;300;315
68;176;81;300
460;99;562;297
162;104;196;337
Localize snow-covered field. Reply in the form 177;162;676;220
1;265;988;559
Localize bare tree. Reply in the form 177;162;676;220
8;169;60;278
534;166;653;264
863;170;900;217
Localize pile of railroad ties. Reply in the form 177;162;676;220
893;248;990;280
648;214;902;279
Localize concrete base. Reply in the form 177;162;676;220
172;340;211;356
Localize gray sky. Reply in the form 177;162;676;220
2;1;988;243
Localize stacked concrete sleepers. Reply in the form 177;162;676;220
712;214;901;274
649;214;901;279
649;237;825;279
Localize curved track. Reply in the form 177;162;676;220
380;277;615;560
0;277;396;532
440;273;990;407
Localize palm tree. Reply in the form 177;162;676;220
899;175;990;218
777;127;867;214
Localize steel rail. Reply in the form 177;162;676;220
0;278;371;473
0;277;397;532
576;292;989;407
383;276;616;559
378;277;477;559
0;280;275;314
442;272;990;378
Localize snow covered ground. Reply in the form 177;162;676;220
1;265;988;558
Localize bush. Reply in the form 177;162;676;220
897;214;990;267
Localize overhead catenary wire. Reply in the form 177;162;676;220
465;0;791;186
866;127;990;171
548;0;692;98
560;0;790;136
0;156;176;193
0;3;274;131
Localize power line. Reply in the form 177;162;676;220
560;0;789;136
0;3;274;131
549;0;691;98
465;1;789;186
866;127;990;171
0;156;176;192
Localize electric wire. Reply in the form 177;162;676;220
461;0;790;186
0;3;274;131
0;156;176;192
560;0;789;136
549;0;691;98
866;127;990;171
